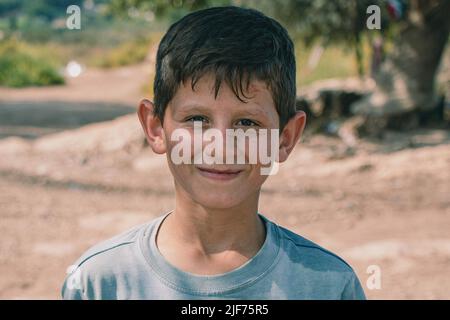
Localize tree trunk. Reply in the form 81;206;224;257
352;0;450;116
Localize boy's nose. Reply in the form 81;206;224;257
201;124;250;165
200;125;228;162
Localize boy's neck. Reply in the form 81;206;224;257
155;185;266;274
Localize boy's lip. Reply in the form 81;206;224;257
195;166;244;181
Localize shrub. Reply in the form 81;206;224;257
0;40;64;87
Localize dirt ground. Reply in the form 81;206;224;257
0;61;449;300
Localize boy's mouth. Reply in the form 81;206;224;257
195;166;244;181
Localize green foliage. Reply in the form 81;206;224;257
267;0;392;76
108;0;231;21
91;36;154;68
0;39;64;87
106;0;392;76
270;0;390;45
296;45;360;86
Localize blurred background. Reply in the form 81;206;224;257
0;0;448;299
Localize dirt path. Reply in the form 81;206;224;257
0;57;154;105
0;46;156;139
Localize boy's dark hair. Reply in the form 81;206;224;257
153;6;296;130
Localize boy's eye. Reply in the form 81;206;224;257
186;115;208;123
236;119;258;127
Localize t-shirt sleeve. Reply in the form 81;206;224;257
341;272;366;300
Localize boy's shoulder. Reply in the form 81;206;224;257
268;220;365;299
73;215;354;275
273;221;354;274
62;217;163;299
71;219;154;271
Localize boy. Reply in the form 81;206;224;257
62;6;366;300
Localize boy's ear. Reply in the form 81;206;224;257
278;111;306;163
137;99;166;154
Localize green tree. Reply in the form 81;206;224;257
266;0;450;117
108;0;231;21
0;0;83;22
351;0;450;116
109;0;450;117
271;0;390;77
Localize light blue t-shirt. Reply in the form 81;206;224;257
62;213;366;300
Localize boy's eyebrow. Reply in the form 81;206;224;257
175;103;270;118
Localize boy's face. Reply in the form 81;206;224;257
138;73;306;210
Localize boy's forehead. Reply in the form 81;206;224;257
171;73;273;108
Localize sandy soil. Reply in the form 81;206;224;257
0;61;449;300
